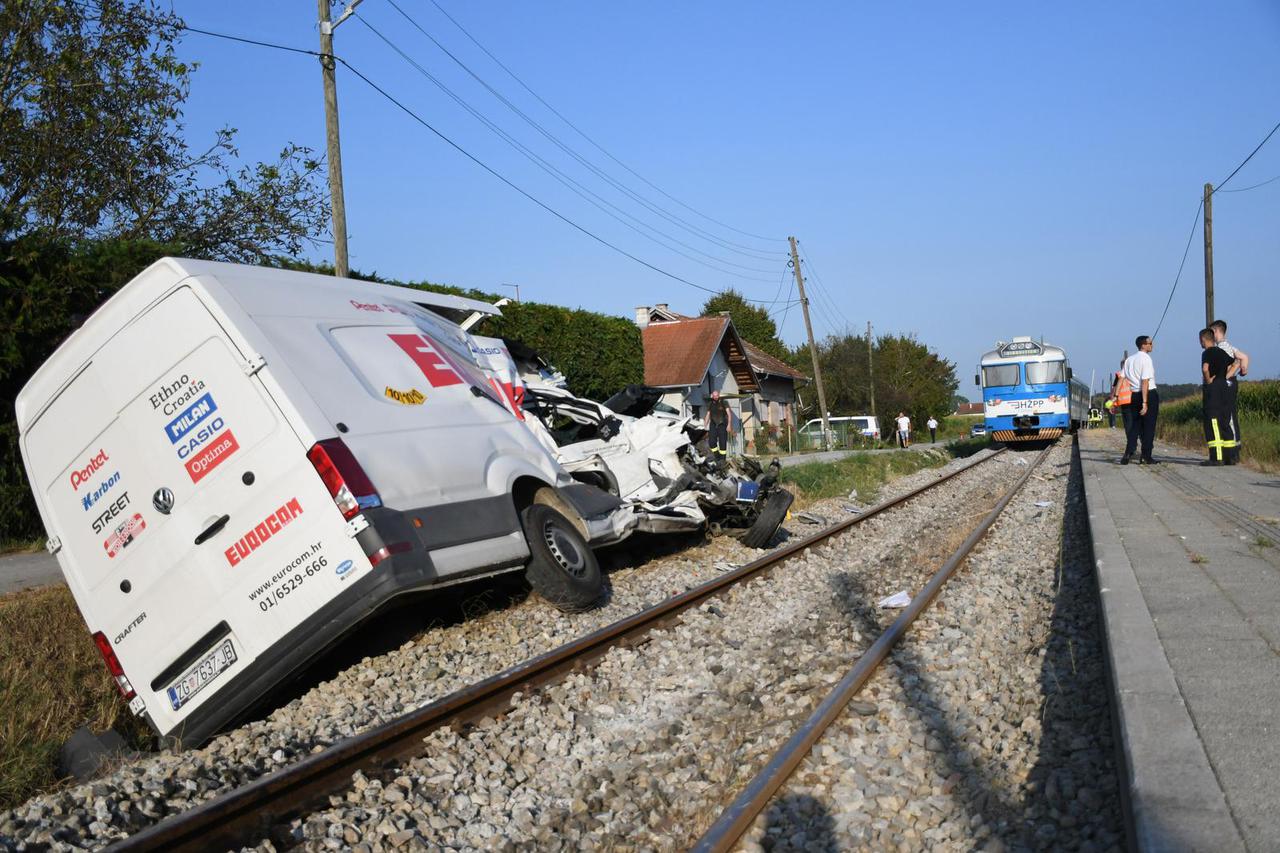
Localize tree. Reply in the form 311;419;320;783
0;0;329;259
700;288;788;360
790;332;958;427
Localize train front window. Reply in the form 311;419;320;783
1025;361;1066;384
983;364;1020;386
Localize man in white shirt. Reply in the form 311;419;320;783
1120;335;1159;465
896;412;911;448
927;416;939;443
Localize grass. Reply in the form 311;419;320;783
1156;380;1280;472
0;585;152;810
780;445;956;504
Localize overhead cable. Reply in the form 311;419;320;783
424;0;787;248
1151;200;1203;341
355;14;783;280
177;23;775;300
1212;119;1280;193
383;0;786;263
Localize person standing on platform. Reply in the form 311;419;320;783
1199;328;1238;466
927;416;939;443
1109;357;1132;436
1210;320;1249;460
704;390;732;467
1120;336;1159;465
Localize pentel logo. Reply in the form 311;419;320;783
70;449;109;491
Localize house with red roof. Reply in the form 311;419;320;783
634;304;808;452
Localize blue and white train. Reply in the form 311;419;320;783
976;336;1090;442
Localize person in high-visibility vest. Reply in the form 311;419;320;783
1200;328;1239;466
1103;398;1116;429
1109;357;1133;437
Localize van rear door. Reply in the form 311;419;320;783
22;284;368;736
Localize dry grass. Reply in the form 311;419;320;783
0;585;151;809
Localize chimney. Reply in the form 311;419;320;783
656;303;668;313
635;306;650;328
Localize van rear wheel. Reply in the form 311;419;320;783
741;488;794;549
521;504;602;612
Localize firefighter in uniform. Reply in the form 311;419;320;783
704;389;732;466
1200;328;1238;466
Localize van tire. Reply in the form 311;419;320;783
741;488;794;549
521;504;602;612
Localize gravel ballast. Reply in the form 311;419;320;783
257;445;1117;851
0;447;975;849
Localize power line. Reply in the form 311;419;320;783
354;13;783;280
796;241;854;334
424;0;787;248
177;22;777;300
381;0;787;263
1152;199;1203;341
1212;119;1280;193
1216;172;1280;193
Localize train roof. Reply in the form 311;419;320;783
980;336;1067;365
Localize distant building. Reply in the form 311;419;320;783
954;401;983;416
634;304;808;452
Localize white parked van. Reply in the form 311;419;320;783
17;258;791;747
14;259;627;745
798;415;880;443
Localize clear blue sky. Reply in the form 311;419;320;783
172;1;1280;394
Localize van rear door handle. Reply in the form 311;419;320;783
194;514;230;545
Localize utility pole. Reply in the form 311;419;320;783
318;0;362;278
789;236;831;450
1203;182;1214;326
866;320;876;422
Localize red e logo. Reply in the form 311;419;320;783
388;334;464;388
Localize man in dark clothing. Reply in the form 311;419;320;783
704;390;732;464
1200;328;1238;466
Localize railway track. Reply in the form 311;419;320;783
110;445;1025;852
693;442;1052;851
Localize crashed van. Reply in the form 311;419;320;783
16;259;791;745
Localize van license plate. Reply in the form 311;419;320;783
166;638;237;711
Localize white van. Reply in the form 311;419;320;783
798;415;880;443
15;259;628;745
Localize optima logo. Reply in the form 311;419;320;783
225;498;303;566
70;449;109;491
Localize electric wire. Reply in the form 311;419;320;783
383;0;786;263
1151;199;1203;341
353;14;783;282
175;22;771;300
1216;172;1280;193
1211;119;1280;193
424;0;787;247
797;241;854;332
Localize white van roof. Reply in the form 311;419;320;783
15;257;502;433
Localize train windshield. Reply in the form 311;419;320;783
982;364;1020;386
1025;361;1066;384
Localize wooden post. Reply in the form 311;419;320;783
866;320;875;424
318;0;350;278
1203;182;1214;326
789;237;831;451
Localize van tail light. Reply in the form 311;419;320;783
92;631;136;700
307;439;381;520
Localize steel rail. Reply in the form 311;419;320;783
692;442;1053;852
110;447;1006;852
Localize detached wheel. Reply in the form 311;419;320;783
521;504;602;612
741;488;794;549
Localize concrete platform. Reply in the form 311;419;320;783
1080;430;1280;851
